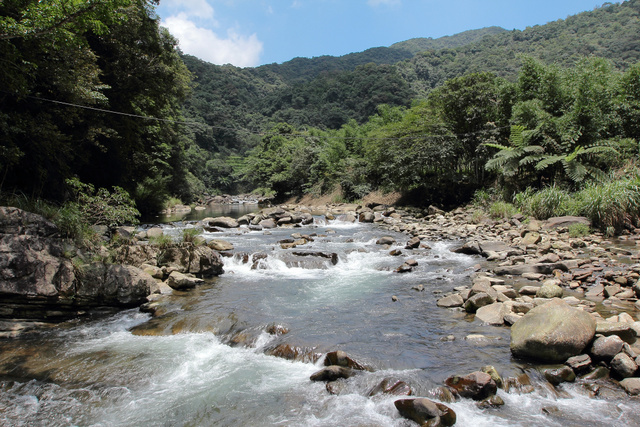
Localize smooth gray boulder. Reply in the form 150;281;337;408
510;299;596;363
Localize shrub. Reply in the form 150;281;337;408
66;178;140;227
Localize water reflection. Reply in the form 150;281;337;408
144;203;262;223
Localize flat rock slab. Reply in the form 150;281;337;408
543;216;590;229
494;262;569;276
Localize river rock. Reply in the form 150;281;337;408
368;379;413;397
544;216;590;229
166;271;203;290
536;280;564;299
437;294;464;308
376;236;396;245
445;371;497;400
620;378;640;395
543;366;576;385
394;398;456;427
565;354;592;374
324;350;369;371
590;335;624;361
205;216;239;228
494;262;569;276
510;299;596;363
464;292;495;313
595;321;637;342
310;366;354;382
208;239;234;251
611;353;638;378
475;302;508;325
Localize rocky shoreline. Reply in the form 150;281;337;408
181;201;640;424
3;201;640;424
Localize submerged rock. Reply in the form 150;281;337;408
310;365;354;382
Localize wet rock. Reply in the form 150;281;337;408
477;395;505;409
544;366;576;385
310;365;354;382
405;236;421;249
395;264;413;273
292;251;339;265
259;218;277;229
480;366;503;389
266;344;320;363
359;212;375;223
565;354;592;374
425;386;457;403
445;371;498;401
510;299;596;363
503;373;535;394
394;398;456;427
620;378;640;395
368;379;413;397
324;350;370;371
376;236;396;245
580;366;610;381
265;323;289;335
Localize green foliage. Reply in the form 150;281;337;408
149;233;174;249
66;178;139;228
514;186;575;220
568;223;591;238
574;177;640;232
182;227;202;243
488;202;519;219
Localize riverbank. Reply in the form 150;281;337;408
3;200;640;425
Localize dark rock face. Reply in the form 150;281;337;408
0;207;155;321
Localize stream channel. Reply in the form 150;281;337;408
0;208;638;426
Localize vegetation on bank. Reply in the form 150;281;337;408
1;0;640;235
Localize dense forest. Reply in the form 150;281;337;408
1;0;640;234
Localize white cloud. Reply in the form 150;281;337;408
367;0;400;6
163;0;215;20
163;14;263;67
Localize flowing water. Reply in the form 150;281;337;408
0;218;638;426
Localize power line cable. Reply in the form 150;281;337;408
16;92;511;142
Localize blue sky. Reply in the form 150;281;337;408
155;0;622;67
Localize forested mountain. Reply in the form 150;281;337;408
2;0;640;215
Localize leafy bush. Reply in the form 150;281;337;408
66;178;140;228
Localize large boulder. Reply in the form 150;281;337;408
204;216;239;229
510;299;596;363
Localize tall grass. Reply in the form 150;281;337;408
574;177;640;233
513;186;575;220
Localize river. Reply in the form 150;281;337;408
0;216;637;426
